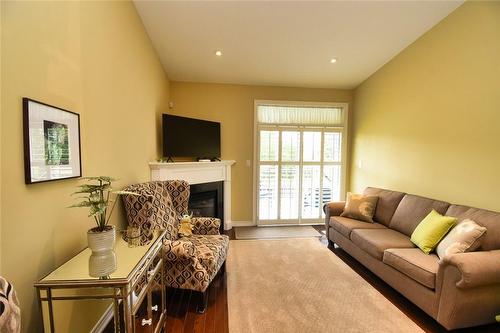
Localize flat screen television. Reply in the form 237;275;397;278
162;114;221;159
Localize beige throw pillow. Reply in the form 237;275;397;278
436;219;487;259
340;192;378;223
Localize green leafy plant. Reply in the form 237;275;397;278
69;176;137;232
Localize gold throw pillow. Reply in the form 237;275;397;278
436;219;487;259
340;192;378;223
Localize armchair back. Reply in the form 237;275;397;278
122;180;190;243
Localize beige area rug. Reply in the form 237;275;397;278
234;226;321;240
227;239;424;333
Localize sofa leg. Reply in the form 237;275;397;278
196;290;209;314
328;240;335;248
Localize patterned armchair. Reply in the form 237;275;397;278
122;180;229;312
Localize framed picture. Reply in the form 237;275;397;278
23;98;82;184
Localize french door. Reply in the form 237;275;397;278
256;126;345;225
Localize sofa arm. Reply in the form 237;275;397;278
323;201;345;222
440;250;500;289
163;239;195;261
192;217;221;235
323;201;345;240
436;251;500;329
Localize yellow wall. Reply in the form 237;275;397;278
1;1;169;331
350;1;500;211
170;82;353;222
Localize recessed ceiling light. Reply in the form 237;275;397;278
215;50;222;57
330;58;338;64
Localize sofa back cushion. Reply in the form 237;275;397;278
389;194;450;236
445;205;500;251
363;187;406;226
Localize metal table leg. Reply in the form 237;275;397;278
122;286;133;332
47;288;55;333
113;288;120;333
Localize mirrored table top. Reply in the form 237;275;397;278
37;230;163;285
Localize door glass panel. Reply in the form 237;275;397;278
303;132;321;162
322;165;341;217
259;130;279;161
302;165;321;218
259;165;278;219
281;131;300;162
280;165;299;219
324;132;342;162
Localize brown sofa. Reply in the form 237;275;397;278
324;187;500;330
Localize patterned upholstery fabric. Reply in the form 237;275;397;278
164;235;229;292
0;276;20;333
122;182;176;243
164;239;196;259
192;217;221;235
122;180;228;293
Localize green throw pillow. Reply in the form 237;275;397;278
411;210;457;254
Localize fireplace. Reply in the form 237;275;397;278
188;181;224;233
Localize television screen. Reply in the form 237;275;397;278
162;114;221;159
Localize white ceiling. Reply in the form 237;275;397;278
134;1;463;89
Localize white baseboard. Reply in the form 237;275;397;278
91;303;114;333
231;220;256;227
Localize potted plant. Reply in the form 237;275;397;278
70;176;137;253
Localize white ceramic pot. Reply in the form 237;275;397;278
87;226;116;253
89;250;117;278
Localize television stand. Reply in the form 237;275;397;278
165;156;174;163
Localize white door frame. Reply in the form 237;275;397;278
252;100;349;226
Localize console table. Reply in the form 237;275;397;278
35;230;166;332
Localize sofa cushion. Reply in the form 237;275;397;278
363;187;406;226
389;194;450;236
190;234;229;276
436;219;487;259
350;229;415;260
340;192;379;223
330;216;386;238
383;248;439;289
446;205;500;251
410;210;457;254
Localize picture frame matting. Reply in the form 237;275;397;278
23;98;82;184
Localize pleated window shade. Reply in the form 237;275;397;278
257;105;344;126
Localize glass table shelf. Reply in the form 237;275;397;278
39;231;162;284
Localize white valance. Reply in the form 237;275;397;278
257;104;344;126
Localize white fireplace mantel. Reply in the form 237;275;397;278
149;160;235;230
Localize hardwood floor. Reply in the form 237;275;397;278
162;227;499;332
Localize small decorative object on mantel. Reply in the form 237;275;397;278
23;98;82;184
178;212;193;237
69;176;138;253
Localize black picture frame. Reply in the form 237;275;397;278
23;98;82;184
